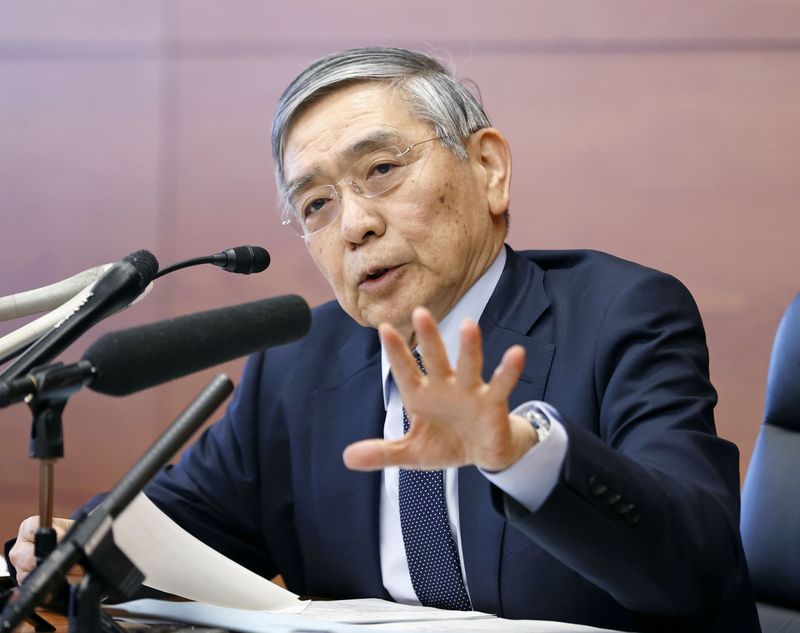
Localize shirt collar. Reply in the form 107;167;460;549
380;248;507;409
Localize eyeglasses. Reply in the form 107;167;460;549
281;137;439;238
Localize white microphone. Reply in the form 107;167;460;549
0;264;112;322
0;278;154;364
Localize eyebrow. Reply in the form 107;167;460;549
341;130;405;161
284;130;407;202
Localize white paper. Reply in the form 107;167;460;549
109;496;633;633
110;599;630;633
366;620;629;632
300;598;494;623
109;599;362;632
0;556;8;578
112;492;305;612
109;600;632;633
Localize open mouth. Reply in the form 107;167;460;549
359;265;400;287
365;268;389;280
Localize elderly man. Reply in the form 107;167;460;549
11;48;758;631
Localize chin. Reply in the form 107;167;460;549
360;307;412;334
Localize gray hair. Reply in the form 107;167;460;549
271;47;491;205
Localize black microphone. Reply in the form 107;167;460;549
213;245;270;274
0;250;158;383
155;245;270;278
87;294;309;395
0;295;311;405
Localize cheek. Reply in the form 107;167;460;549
431;181;472;238
307;241;343;287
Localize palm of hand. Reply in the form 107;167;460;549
343;307;533;473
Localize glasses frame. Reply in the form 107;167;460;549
281;136;440;238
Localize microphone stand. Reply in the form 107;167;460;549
1;373;234;633
26;364;95;569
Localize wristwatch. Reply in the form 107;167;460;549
511;401;553;444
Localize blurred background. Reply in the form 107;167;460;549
1;1;799;541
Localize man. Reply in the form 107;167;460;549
11;47;759;631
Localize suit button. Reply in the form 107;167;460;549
602;492;622;506
625;511;642;526
588;475;608;497
614;501;635;516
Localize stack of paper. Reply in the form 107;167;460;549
110;494;627;633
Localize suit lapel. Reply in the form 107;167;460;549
309;327;391;597
459;247;555;615
480;245;554;398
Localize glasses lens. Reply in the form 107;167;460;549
290;185;339;237
281;214;307;237
352;147;409;197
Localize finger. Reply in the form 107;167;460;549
52;517;74;539
343;437;414;471
17;516;40;543
488;344;526;400
412;307;452;377
455;319;484;386
380;323;424;392
8;540;35;584
18;515;72;543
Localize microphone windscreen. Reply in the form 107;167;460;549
219;246;270;274
238;246;270;273
122;250;159;289
83;294;310;396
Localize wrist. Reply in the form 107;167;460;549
498;401;556;470
510;411;541;457
481;413;538;472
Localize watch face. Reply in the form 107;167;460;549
512;401;552;441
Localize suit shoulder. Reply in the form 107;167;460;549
255;298;376;376
519;248;689;293
277;298;363;351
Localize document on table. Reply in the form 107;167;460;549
110;598;628;632
109;495;631;632
109;599;363;633
367;618;630;632
300;598;492;623
112;492;305;612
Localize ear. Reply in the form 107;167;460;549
468;128;512;218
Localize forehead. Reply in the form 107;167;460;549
283;83;429;186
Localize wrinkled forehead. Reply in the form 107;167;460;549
281;83;430;196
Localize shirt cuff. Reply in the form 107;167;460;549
481;402;569;513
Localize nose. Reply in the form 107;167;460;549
337;185;385;245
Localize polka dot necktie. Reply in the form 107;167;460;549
398;351;472;611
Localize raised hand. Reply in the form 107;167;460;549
343;307;537;472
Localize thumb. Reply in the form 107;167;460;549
343;438;410;471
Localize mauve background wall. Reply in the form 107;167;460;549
1;2;799;543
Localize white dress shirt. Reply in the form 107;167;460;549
379;248;569;604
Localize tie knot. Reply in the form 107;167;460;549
412;350;427;375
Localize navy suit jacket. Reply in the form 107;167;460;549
145;246;759;632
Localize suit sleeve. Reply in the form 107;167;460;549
498;270;748;617
142;352;279;581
